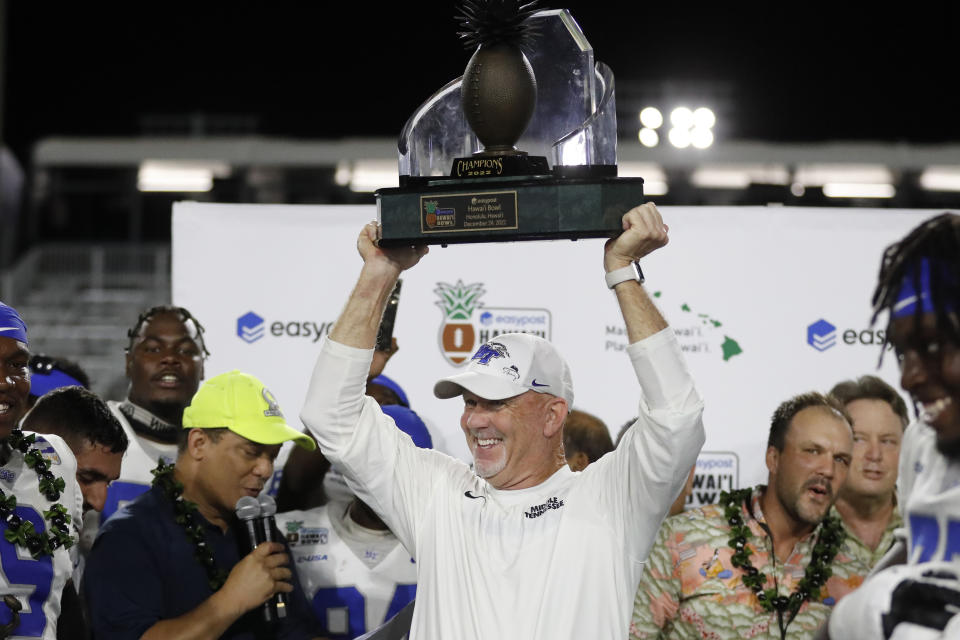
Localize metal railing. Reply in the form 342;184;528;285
0;243;171;396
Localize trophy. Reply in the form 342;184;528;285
376;1;644;246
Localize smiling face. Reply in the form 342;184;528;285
189;429;280;522
890;311;960;457
460;389;566;490
767;406;853;527
0;337;30;440
126;311;204;422
840;398;903;503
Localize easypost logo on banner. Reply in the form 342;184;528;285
806;317;890;353
235;311;334;345
688;451;740;509
435;280;551;366
237;312;266;344
807;319;837;352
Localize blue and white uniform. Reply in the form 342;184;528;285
830;421;960;639
0;433;82;640
277;502;417;639
102;401;177;522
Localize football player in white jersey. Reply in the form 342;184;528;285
278;404;430;638
0;302;82;640
23;385;128;588
102;305;207;521
827;213;960;639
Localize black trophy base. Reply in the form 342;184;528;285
376;169;644;247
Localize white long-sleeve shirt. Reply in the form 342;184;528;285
301;328;705;639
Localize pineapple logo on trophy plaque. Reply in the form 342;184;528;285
376;1;645;246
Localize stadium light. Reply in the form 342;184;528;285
691;165;789;189
639;107;663;130
137;161;229;192
348;160;400;193
920;166;960;192
638;128;659;148
668;127;691;149
693;107;716;129
794;165;893;187
670;107;693;129
823;183;895;198
619;162;668;196
690;127;714;150
667;105;715;149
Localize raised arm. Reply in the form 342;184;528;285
593;203;705;561
329;223;428;348
603;203;669;342
300;224;432;547
300;221;428;459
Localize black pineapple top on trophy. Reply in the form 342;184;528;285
456;0;541;158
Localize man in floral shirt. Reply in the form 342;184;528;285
829;375;907;570
631;392;873;640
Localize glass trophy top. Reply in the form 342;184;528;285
398;8;618;178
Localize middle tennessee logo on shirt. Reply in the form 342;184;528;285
524;497;564;519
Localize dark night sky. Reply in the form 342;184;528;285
4;2;959;164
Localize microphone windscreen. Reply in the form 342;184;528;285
236;496;261;521
257;494;278;517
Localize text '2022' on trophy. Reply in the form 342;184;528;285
376;1;645;247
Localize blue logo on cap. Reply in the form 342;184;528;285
238;311;265;344
471;342;508;365
807;319;837;352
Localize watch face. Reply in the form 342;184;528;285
633;261;645;283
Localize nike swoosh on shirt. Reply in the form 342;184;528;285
464;491;485;500
530;380;549;387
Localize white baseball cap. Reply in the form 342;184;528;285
433;333;574;406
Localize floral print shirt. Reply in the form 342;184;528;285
630;487;873;639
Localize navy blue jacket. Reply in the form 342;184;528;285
84;484;317;640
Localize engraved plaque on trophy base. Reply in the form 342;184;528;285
376;174;644;247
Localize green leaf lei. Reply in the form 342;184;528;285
151;460;229;591
720;488;845;638
0;430;74;559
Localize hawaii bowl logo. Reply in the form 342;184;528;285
435;280;551;366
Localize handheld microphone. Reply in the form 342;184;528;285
257;494;288;619
235;496;262;550
235;496;278;624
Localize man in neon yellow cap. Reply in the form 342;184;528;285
84;370;320;640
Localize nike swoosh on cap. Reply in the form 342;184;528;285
0;327;21;332
530;380;550;387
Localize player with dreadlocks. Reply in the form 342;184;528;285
102;306;208;521
827;213;960;639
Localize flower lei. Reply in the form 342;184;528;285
720;488;845;639
0;430;74;559
151;460;228;591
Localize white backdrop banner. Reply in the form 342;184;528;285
172;203;934;505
